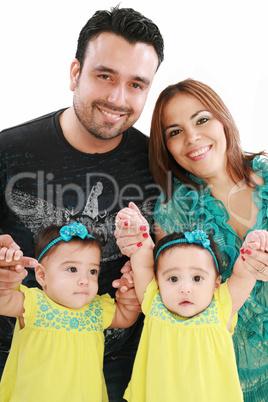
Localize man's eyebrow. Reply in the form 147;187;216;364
93;65;150;86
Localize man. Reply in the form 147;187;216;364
0;6;164;401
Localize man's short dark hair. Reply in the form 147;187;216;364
75;5;164;71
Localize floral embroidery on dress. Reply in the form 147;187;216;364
150;292;219;326
33;292;104;332
154;156;268;358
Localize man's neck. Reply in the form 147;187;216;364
59;107;123;154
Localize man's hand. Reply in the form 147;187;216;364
112;260;141;313
0;234;38;294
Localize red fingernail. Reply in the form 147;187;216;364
124;221;129;227
137;242;143;247
244;249;252;255
240;248;245;254
142;233;149;238
241;256;245;261
140;225;146;231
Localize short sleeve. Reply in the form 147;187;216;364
19;285;37;326
141;278;159;315
217;281;237;334
99;294;116;329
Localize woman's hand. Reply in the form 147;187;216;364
241;230;268;280
114;202;151;257
240;248;268;281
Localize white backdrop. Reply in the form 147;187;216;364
1;0;267;152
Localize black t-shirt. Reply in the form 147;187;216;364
0;109;161;353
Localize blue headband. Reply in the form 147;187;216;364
155;230;220;272
37;222;95;262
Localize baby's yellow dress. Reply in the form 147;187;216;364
124;279;243;402
0;285;115;402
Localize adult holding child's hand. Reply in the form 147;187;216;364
0;235;37;293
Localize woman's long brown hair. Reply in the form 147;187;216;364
149;78;266;201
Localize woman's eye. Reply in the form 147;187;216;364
193;275;203;282
67;267;77;273
169;129;182;138
197;117;208;125
168;276;178;283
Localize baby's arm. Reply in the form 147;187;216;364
226;231;265;329
0;248;25;318
115;203;155;304
109;288;140;329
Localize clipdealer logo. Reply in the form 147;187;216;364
5;171;162;217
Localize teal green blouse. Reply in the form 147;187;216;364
154;156;268;401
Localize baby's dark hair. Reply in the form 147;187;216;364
153;232;222;275
35;224;102;263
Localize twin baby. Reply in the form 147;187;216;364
0;202;267;401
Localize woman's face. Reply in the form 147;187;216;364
162;93;227;182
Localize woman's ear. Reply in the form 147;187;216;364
35;263;47;288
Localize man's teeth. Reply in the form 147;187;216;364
189;147;210;158
102;110;120;119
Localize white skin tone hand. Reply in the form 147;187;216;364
0;235;38;295
112;260;141;313
114;201;152;257
240;230;268;281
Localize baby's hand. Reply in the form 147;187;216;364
243;230;268;252
0;246;23;265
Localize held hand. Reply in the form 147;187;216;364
243;230;268;251
114;202;151;257
112;260;141;313
0;234;38;293
240;247;268;281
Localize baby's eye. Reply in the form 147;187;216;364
168;276;178;283
67;267;77;273
193;275;203;282
89;269;98;276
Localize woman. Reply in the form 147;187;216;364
116;79;268;401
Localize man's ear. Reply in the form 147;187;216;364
70;58;80;91
35;263;47;288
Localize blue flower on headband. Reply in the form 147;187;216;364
37;222;95;262
60;222;88;241
184;229;210;248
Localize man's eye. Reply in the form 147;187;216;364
67;267;77;273
193;276;203;282
99;74;110;80
168;276;178;283
131;83;142;90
